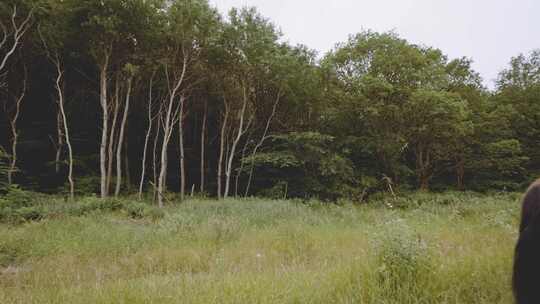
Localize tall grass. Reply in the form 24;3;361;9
0;192;519;303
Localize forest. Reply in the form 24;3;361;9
0;0;537;303
0;0;538;203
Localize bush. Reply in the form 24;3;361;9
124;202;164;220
16;207;45;222
0;192;166;223
375;220;431;300
0;185;40;209
64;197;124;217
67;175;101;196
0;206;46;224
0;186;47;223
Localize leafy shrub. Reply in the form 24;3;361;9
0;185;40;209
258;181;288;199
0;186;47;223
0;192;168;223
65;197;123;216
65;175;101;196
125;202;149;219
124;202;164;220
15;207;45;222
0;206;46;224
375;220;431;300
246;132;356;201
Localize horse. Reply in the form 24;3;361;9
513;179;540;304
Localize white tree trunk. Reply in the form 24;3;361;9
138;74;155;200
178;98;186;201
7;71;26;185
54;58;75;200
124;138;131;192
224;86;249;198
54;112;64;174
245;91;281;196
115;76;132;197
235;128;254;197
99;53;110;199
217;98;229;199
38;28;74;199
157;58;187;207
152;112;161;202
106;75;120;195
157;94;181;207
200;100;207;194
0;6;33;73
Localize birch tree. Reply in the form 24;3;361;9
138;71;158;200
114;65;137;197
38;6;76;198
156;0;218;206
75;0;158;198
3;63;26;185
216;7;281;198
0;2;34;75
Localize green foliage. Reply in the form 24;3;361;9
0;186;46;223
246;132;355;200
375;220;431;300
403;89;471;188
0;192;167;224
0;149;10;191
321;31;457;187
124;201;164;220
0;185;42;209
66;175;100;196
1;0;539;198
497;49;540;89
0;194;517;303
494;52;540;179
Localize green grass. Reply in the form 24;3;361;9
0;192;520;303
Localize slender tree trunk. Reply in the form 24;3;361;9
235;130;252;197
157;56;188;207
224;86;249;198
124;138;131;192
55;112;64;174
158;94;182;207
178;98;186;201
152;112;161;202
115;77;132;197
54;58;74;200
99;53;110;199
107;75;120;194
200;99;207;194
138;74;155;200
245;91;281;196
217;98;229;199
38;29;74;199
7;72;26;185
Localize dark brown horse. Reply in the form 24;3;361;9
513;179;540;304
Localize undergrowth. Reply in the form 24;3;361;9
0;191;520;303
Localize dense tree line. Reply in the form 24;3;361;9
0;0;538;203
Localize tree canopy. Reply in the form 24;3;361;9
0;0;538;202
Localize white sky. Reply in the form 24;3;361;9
210;0;540;89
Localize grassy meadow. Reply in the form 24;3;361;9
0;192;520;303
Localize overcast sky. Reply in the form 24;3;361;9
210;0;539;89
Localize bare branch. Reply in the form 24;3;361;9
0;5;34;72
